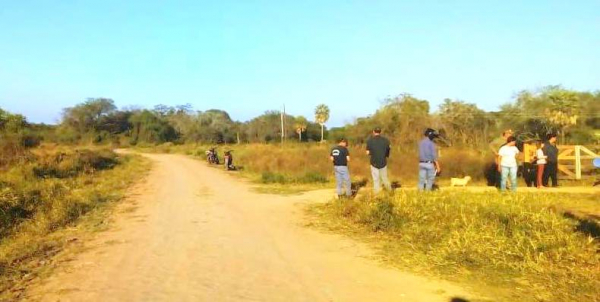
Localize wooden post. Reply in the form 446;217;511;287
574;145;582;180
280;109;284;145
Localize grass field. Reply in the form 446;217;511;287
307;191;599;302
0;146;149;300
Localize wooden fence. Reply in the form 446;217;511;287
523;145;599;180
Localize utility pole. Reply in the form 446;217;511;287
280;106;284;144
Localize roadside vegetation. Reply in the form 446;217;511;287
308;191;599;302
138;142;489;187
0;146;148;300
13;85;594;186
0;111;149;299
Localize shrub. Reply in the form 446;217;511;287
0;134;37;168
297;171;328;184
261;172;288;184
367;196;397;231
32;149;118;178
260;171;329;184
0;182;38;236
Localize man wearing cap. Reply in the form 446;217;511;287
330;138;352;199
418;128;440;191
366;127;392;193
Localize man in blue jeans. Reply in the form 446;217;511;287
498;136;520;192
330;138;352;199
418;128;441;191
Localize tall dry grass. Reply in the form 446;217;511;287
229;143;488;185
140;142;492;185
311;191;600;302
0;147;148;298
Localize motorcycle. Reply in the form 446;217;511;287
205;148;220;165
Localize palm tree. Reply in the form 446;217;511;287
294;116;308;142
314;104;330;142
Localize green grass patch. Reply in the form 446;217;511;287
260;171;329;184
308;191;600;302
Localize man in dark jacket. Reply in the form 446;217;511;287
366;127;392;193
542;133;559;187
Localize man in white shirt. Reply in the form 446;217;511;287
497;136;520;192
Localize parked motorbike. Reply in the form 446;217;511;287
206;148;220;165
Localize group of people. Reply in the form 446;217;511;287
330;127;562;197
330;127;441;198
491;130;559;191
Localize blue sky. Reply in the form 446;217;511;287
1;0;599;126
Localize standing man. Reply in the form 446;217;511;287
498;136;520;192
366;127;392;193
489;129;513;188
418;128;440;191
330;138;352;199
542;133;559;187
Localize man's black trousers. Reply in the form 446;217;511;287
543;162;558;187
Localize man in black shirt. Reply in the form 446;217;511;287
542;133;559;187
330;138;351;198
366;127;392;193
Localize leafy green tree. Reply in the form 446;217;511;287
544;88;580;142
345;94;430;145
294;116;308;142
3;113;27;133
314;104;330;142
128;110;178;144
438;99;490;146
381;94;430;144
498;86;590;143
0;108;7;129
62;98;117;133
245;111;284;143
97;111;133;134
153;104;175;117
195;109;236;143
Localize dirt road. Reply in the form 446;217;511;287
26;153;471;302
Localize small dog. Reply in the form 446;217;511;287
450;176;472;187
351;179;368;198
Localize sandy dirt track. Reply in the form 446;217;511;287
26;153;472;302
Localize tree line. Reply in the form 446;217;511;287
50;99;330;145
334;86;598;148
1;85;598;148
